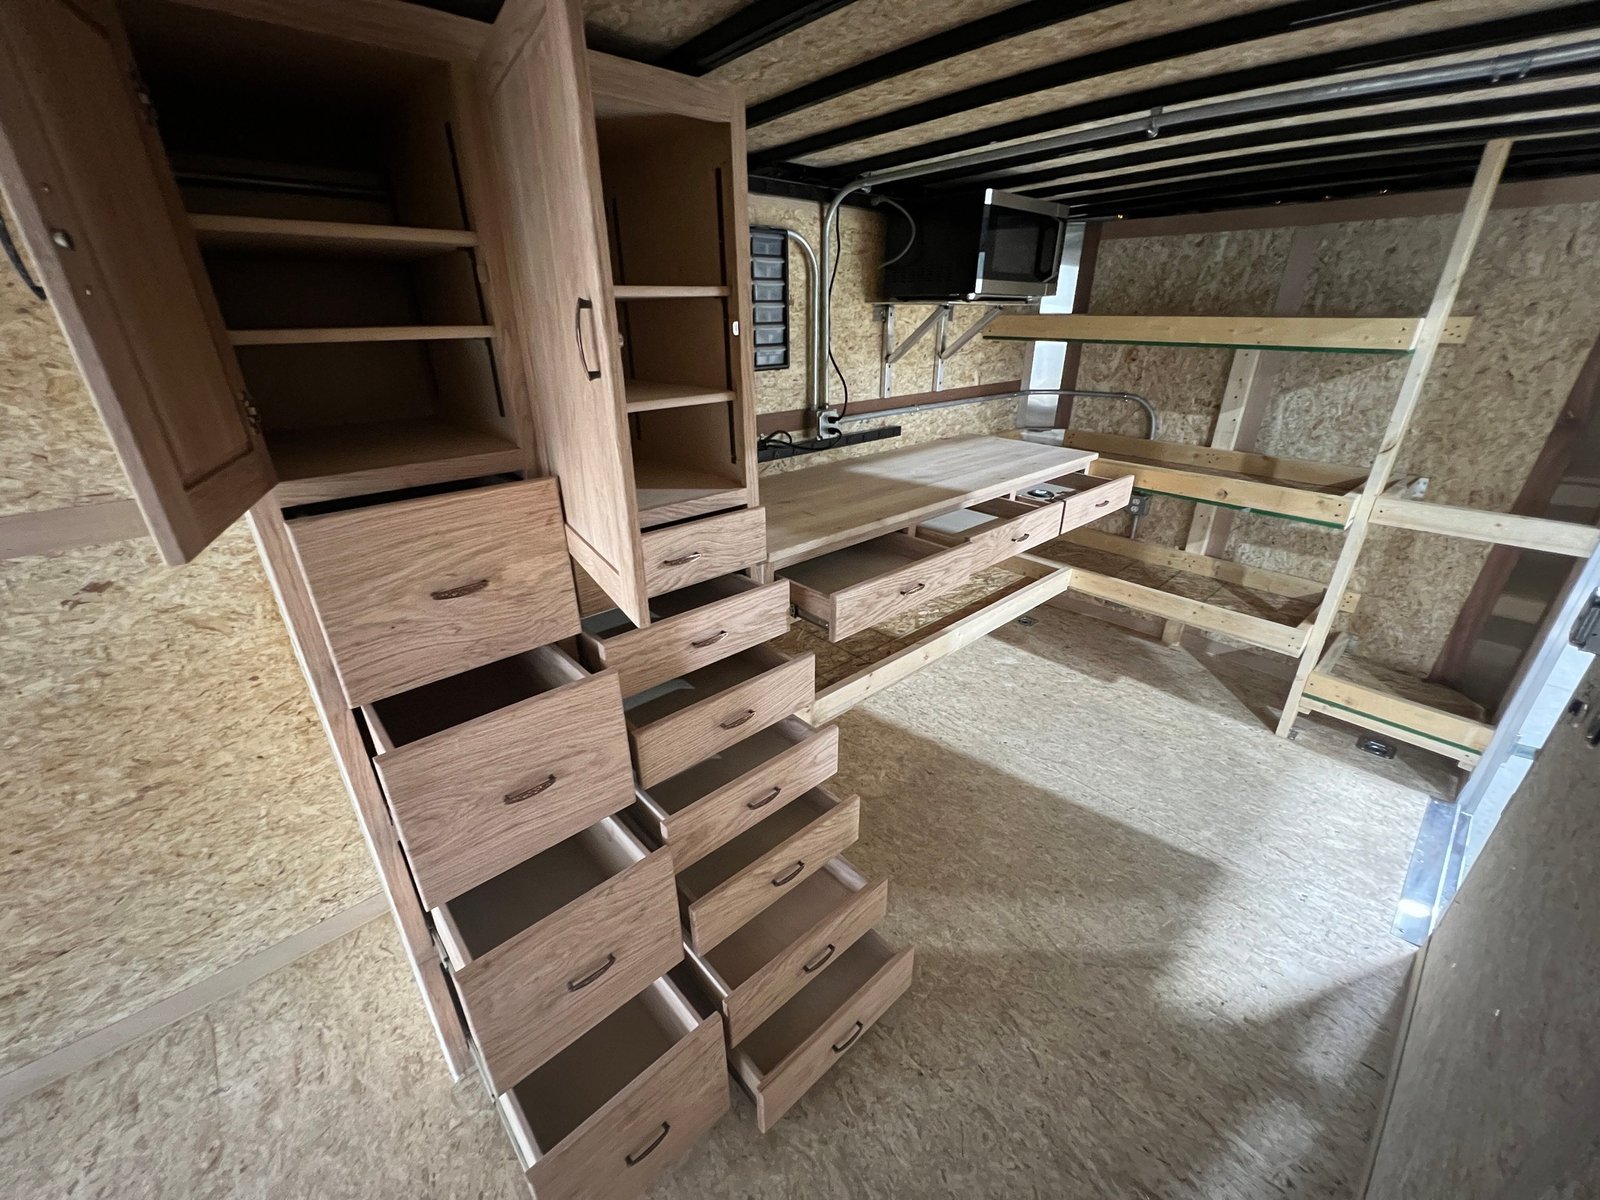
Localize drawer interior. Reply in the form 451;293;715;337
699;858;869;992
676;787;836;903
778;533;944;596
1017;471;1118;504
641;716;814;817
364;644;586;749
498;975;701;1164
582;572;758;644
736;931;897;1076
434;817;646;967
622;645;788;727
917;498;1037;543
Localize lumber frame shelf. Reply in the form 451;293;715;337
191;213;479;257
984;312;1474;354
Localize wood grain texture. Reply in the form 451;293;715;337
266;420;522;506
986;312;1472;353
246;503;473;1078
1060;430;1367;489
0;500;147;559
368;669;633;907
288;478;580;706
584;577;790;698
731;936;914;1134
0;0;275;564
588;51;737;123
786;534;985;643
1370;497;1599;558
628;649;816;788
641;507;767;596
1068;568;1307;657
190;214;478;256
643;720;840;870
1086;457;1354;528
445;848;681;1096
164;0;489;58
1056;473;1134;533
707;870;888;1046
1302;670;1493;758
681;791;861;954
518;1011;728;1200
762;436;1097;567
480;0;648;625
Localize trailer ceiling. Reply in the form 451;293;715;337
422;0;1600;219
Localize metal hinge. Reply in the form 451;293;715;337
131;73;157;125
240;390;263;433
1571;590;1600;652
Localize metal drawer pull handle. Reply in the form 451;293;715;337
566;952;616;992
772;860;805;886
747;786;781;810
720;708;757;730
831;1020;865;1054
662;551;701;567
1010;532;1030;542
575;296;602;381
801;943;836;973
430;578;488;601
625;1122;670;1166
691;629;727;648
899;581;925;596
503;775;557;805
1094;499;1111;508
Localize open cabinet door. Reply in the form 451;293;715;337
476;0;649;626
1363;653;1600;1196
0;0;275;565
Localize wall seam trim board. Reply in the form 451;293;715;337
0;893;387;1107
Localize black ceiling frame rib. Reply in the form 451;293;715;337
797;2;1600;179
746;0;1126;127
944;65;1600;191
1067;135;1600;218
1003;85;1600;197
749;0;1432;166
654;0;860;77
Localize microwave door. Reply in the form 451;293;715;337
975;205;1062;297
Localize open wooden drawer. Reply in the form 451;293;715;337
641;507;768;596
684;857;888;1044
496;974;729;1200
1010;470;1134;532
433;816;680;1095
362;645;633;907
622;645;815;787
674;784;860;954
730;931;914;1133
580;573;791;698
634;716;840;869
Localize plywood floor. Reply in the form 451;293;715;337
0;606;1438;1199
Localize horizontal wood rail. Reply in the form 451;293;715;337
1302;670;1494;763
191;214;478;257
1059;430;1366;490
1085;459;1354;528
228;325;494;346
1371;497;1600;557
1066;567;1308;657
985;313;1473;353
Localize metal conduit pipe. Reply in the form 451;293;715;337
814;38;1600;410
779;227;825;417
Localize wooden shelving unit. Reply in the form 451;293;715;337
613;284;731;300
191;214;479;257
993;140;1600;768
228;325;494;346
267;419;522;505
624;379;736;413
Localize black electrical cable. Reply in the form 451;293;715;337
827;212;849;426
874;195;917;269
0;211;46;301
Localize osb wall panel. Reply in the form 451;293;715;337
749;193;1027;476
792;0;1552;168
0;256;131;516
1070;201;1600;678
581;0;745;57
1;526;371;1072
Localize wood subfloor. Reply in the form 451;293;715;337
0;606;1438;1199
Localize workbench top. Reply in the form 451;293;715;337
762;435;1096;568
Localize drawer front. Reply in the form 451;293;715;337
589;578;790;698
1057;472;1133;533
684;795;861;953
291;478;580;705
451;849;681;1095
631;652;815;789
373;671;633;907
526;1014;728;1200
642;507;767;596
722;877;888;1046
968;501;1066;558
829;537;983;642
747;944;914;1133
666;723;840;870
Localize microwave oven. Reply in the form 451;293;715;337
881;188;1069;303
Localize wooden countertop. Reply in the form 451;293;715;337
762;435;1096;567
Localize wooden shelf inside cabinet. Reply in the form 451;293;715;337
613;284;730;300
191;214;479;258
1301;639;1494;764
228;325;494;346
625;380;736;413
267;419;523;505
985;312;1474;353
634;460;748;528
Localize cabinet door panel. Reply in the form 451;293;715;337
478;0;647;625
0;0;274;563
